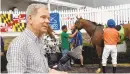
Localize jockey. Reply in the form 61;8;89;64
102;19;120;73
107;19;116;28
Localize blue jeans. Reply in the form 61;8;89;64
61;48;71;70
61;49;69;56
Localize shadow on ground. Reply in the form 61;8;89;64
67;64;130;73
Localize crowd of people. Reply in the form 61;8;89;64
1;3;121;73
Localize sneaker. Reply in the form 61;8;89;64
71;61;74;65
80;64;84;67
71;59;74;65
53;65;58;69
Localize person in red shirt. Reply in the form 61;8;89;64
102;19;120;73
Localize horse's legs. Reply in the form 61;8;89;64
95;45;103;73
96;46;102;67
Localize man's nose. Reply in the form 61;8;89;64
45;18;50;23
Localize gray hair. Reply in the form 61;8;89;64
26;3;47;17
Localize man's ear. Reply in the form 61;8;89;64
28;15;32;24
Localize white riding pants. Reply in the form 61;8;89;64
102;45;117;66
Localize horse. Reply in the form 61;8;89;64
75;17;130;73
115;24;130;42
75;17;104;73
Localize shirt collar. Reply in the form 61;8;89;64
24;28;39;42
62;31;66;33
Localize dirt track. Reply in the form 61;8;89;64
67;64;130;73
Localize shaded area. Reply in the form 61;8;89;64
67;65;130;73
75;39;130;64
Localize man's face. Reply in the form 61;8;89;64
64;27;67;32
29;7;50;34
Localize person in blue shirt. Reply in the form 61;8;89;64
70;25;83;66
53;25;84;70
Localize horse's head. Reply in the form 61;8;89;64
75;17;99;30
75;17;84;30
115;25;121;31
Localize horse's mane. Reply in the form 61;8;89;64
86;20;103;26
75;18;103;26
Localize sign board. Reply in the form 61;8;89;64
50;13;60;30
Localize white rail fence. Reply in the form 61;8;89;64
1;4;130;31
53;4;130;29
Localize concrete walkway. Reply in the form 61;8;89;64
67;64;130;73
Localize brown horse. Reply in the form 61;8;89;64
75;17;104;73
75;17;130;73
115;24;130;41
